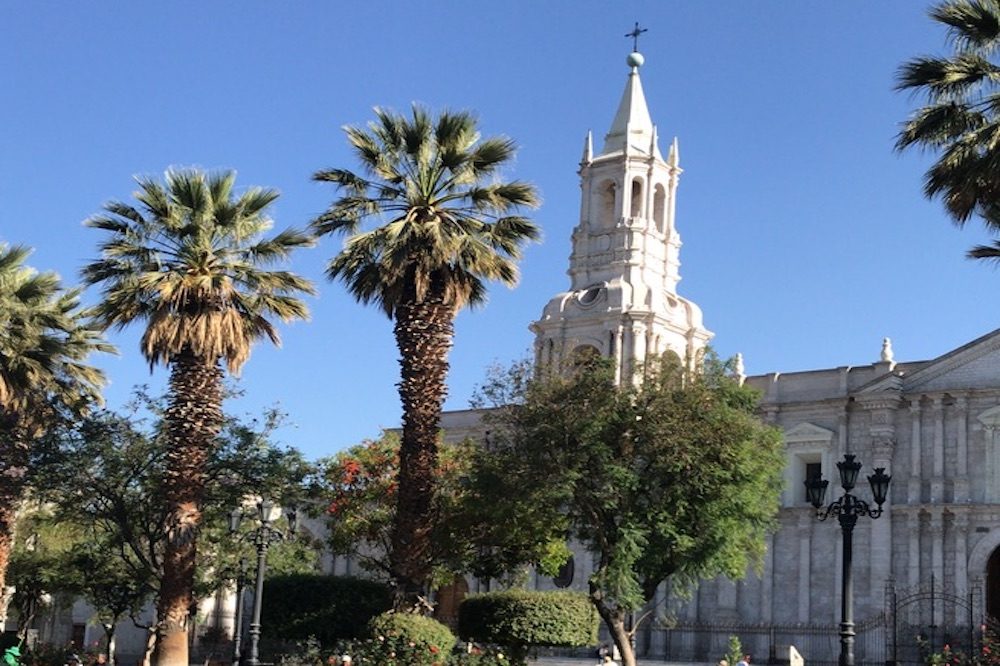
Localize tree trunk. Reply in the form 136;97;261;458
389;299;454;610
103;624;117;666
142;625;157;666
153;351;223;666
592;593;637;666
0;417;30;596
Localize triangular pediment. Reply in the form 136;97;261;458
901;328;1000;393
783;422;835;443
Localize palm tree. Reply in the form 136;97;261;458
896;0;1000;259
311;105;539;607
0;244;110;600
82;169;314;666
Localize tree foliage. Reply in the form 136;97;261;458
896;0;1000;260
312;431;565;588
475;353;784;666
0;243;111;596
29;391;317;642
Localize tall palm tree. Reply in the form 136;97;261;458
0;244;110;599
896;0;1000;259
311;106;539;607
82;169;314;666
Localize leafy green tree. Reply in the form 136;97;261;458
5;512;81;643
475;354;784;666
0;244;111;600
311;106;539;607
896;0;1000;259
32;391;316;664
82;169;314;665
312;432;565;590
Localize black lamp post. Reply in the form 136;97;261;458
229;499;297;666
805;454;891;666
231;556;248;666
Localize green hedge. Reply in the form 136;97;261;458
261;574;392;644
458;590;598;649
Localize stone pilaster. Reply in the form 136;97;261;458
761;532;774;623
955;395;969;501
907;510;920;589
953;511;969;625
930;509;944;628
797;511;812;623
650;582;666;655
931;396;945;501
857;394;899;610
909;397;922;503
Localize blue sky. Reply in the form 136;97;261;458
1;2;992;460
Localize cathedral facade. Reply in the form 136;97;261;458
438;50;1000;664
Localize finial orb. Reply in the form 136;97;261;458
627;51;644;68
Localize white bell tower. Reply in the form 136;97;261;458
530;49;712;381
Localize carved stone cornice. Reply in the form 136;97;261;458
854;393;904;412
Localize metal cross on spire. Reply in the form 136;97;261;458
626;22;648;52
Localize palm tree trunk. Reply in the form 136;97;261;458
153;350;223;666
389;299;454;610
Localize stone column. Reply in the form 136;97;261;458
909;397;922;503
717;576;737;617
797;511;812;623
761;532;774;623
932;396;945;502
953;511;969;625
930;509;945;628
839;410;849;457
631;323;646;375
955;395;969;502
907;510;920;589
858;395;900;611
870;435;895;616
613;325;624;385
650;582;666;657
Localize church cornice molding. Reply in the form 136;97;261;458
853;394;904;411
900;326;1000;391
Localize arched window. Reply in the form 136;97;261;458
571;344;601;363
552;554;575;588
598;180;616;227
653;184;666;232
630;178;643;218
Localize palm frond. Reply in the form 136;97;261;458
967;238;1000;258
932;0;1000;51
83;169;311;372
313;106;539;316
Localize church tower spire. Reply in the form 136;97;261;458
531;46;712;381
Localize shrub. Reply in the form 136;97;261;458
261;574;392;645
726;635;743;666
457;590;598;664
368;612;456;657
331;612;455;666
448;644;508;665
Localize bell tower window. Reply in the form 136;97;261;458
596;180;617;228
653;184;666;232
630;178;643;218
